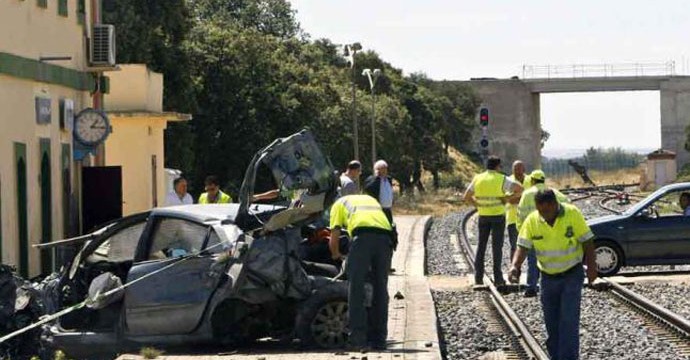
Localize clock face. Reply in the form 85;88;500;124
74;109;109;145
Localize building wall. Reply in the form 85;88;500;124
105;65;164;113
104;116;168;215
0;0;92;276
0;0;91;69
0;77;90;276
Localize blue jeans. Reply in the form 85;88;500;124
526;249;539;291
540;265;584;360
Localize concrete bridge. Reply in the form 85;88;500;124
459;75;690;171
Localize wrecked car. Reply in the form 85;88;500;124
17;130;355;357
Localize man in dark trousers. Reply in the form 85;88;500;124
509;189;597;360
463;156;522;286
364;160;394;223
329;194;394;351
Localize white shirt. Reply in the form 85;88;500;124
165;192;193;206
379;177;393;208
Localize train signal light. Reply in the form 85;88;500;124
479;108;489;127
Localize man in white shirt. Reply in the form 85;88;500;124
165;177;194;206
364;160;394;223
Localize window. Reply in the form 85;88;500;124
93;222;146;262
37;0;47;9
77;0;86;24
15;142;28;277
148;219;208;260
646;190;688;217
58;0;68;17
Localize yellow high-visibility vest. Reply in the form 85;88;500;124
473;170;507;216
199;191;232;204
517;183;569;230
517;203;594;275
329;194;392;235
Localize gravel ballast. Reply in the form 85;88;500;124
628;281;690;320
433;290;513;359
427;191;690;360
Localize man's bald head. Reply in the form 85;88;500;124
512;161;525;177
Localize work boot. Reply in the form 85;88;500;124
524;288;538;298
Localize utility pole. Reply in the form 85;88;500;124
344;43;362;160
362;68;381;166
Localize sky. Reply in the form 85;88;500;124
289;0;690;155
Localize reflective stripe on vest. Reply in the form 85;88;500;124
538;257;582;272
528;204;586;275
335;195;392;234
474;171;506;216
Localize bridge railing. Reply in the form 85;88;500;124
522;62;676;79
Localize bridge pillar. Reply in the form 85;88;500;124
470;80;541;171
660;78;690;169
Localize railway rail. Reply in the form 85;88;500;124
451;187;690;359
456;210;549;360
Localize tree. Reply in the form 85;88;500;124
103;0;196;177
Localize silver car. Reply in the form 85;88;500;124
35;130;352;358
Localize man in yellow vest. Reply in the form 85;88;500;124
509;189;597;360
464;156;522;285
517;170;570;297
330;194;394;350
198;175;232;204
506;160;531;261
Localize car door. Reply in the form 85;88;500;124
124;217;221;336
625;190;690;261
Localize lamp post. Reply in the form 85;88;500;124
343;43;362;160
362;68;381;166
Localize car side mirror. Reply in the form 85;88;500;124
638;208;652;218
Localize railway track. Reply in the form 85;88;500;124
452;189;690;359
601;279;690;356
456;210;549;360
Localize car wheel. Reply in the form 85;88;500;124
295;282;349;348
595;241;623;276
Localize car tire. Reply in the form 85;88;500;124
595;240;623;277
295;281;349;349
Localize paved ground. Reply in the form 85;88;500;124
117;215;441;360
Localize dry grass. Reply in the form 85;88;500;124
548;167;643;189
395;147;478;216
393;188;468;217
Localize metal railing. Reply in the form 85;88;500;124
522;62;676;79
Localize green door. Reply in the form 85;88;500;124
0;175;3;262
15;143;28;277
61;143;71;238
40;139;53;274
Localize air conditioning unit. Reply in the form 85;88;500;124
90;24;116;66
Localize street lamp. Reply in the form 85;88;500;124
343;43;362;160
362;68;381;166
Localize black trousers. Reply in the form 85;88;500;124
382;207;393;224
475;215;506;284
347;232;392;346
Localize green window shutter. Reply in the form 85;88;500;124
14;142;29;277
58;0;68;17
37;0;47;8
39;139;53;274
77;0;86;25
